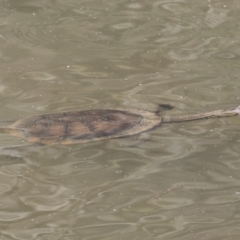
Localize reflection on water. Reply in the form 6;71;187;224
0;0;240;239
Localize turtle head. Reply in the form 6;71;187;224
155;104;174;116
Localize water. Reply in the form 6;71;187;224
0;0;240;239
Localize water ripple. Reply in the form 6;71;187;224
0;0;240;240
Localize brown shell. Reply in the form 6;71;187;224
7;109;161;145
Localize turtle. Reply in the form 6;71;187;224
0;104;240;158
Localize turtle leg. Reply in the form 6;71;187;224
0;144;39;159
125;133;152;148
0;146;24;159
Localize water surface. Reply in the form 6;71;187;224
0;0;240;239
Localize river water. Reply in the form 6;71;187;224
0;0;240;239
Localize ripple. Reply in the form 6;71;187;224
204;7;229;28
111;22;135;30
0;4;75;54
212;51;237;59
20;71;57;81
1;163;31;177
0;211;30;221
126;3;144;10
0;83;6;93
1;20;56;52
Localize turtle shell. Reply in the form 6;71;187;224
7;109;161;145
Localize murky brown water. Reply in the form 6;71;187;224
0;0;240;239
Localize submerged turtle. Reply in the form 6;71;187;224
0;104;240;157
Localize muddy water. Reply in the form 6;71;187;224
0;0;240;239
